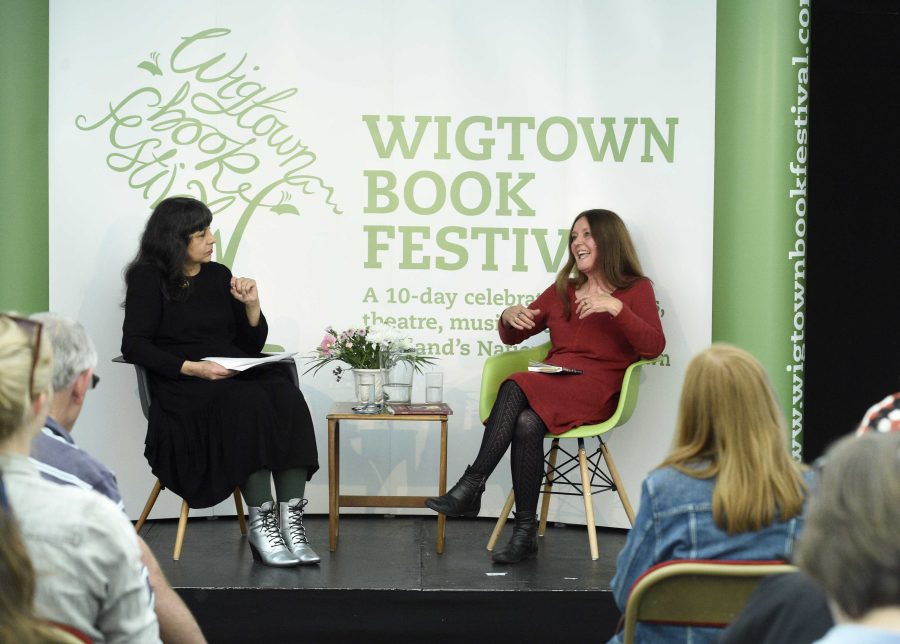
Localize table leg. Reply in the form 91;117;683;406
328;418;339;551
437;417;448;554
335;420;341;541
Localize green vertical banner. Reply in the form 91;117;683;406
0;0;49;313
714;0;810;460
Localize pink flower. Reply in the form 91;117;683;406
318;334;337;356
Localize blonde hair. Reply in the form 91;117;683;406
0;505;40;643
0;316;53;442
660;343;807;534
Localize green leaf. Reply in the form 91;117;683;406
137;61;162;76
271;204;300;216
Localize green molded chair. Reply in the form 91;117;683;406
621;560;797;644
480;342;655;560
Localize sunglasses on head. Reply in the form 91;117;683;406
3;315;43;400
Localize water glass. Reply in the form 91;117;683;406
425;372;443;403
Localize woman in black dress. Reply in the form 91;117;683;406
122;197;319;567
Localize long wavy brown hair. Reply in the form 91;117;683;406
660;344;807;534
554;209;646;319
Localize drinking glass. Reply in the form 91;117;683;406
425;372;443;403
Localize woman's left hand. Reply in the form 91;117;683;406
230;277;259;304
575;293;622;319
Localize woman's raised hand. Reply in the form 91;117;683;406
230;277;258;304
575;293;623;319
181;360;236;381
501;305;542;330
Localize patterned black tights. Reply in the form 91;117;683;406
471;381;547;515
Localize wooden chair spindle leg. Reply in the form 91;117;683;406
135;479;162;533
486;489;516;551
601;441;635;525
233;489;247;535
538;439;559;537
173;500;189;561
578;439;599;560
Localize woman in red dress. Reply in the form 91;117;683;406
426;209;665;563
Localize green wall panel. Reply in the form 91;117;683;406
714;0;810;458
0;0;49;314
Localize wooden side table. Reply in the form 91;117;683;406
326;402;449;553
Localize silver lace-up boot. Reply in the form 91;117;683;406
279;498;320;564
247;501;300;567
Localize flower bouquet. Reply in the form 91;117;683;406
305;326;435;403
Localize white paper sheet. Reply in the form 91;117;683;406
202;352;296;372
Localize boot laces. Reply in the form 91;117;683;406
261;506;284;546
288;499;310;544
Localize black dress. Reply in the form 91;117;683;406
122;261;319;508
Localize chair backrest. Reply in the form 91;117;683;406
113;355;300;422
133;363;153;420
477;342;654;434
479;342;551;422
622;559;798;644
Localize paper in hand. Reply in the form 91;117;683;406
202;352;296;372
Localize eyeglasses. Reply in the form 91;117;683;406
91;374;100;389
3;315;43;400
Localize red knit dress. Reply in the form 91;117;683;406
499;278;665;435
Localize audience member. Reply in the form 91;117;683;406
28;312;122;506
857;392;900;435
29;312;205;643
0;313;160;643
0;477;76;644
719;391;900;644
608;343;813;644
797;431;900;642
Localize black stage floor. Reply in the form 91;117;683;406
142;514;627;643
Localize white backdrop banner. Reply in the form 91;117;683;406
49;0;715;527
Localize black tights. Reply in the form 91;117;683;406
471;381;547;515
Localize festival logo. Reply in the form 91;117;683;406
75;27;341;268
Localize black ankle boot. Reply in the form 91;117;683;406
424;465;487;517
492;511;539;564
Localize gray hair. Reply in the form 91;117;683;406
28;313;97;392
797;432;900;619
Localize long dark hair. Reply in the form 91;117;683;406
554;209;647;319
124;197;213;301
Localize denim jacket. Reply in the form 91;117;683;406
608;465;815;644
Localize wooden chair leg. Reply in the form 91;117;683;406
538;439;559;537
486;489;516;551
173;500;190;561
578;438;599;560
233;489;247;536
234;488;247;536
135;479;162;533
601;441;635;525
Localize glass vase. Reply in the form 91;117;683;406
351;368;384;404
380;348;415;404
